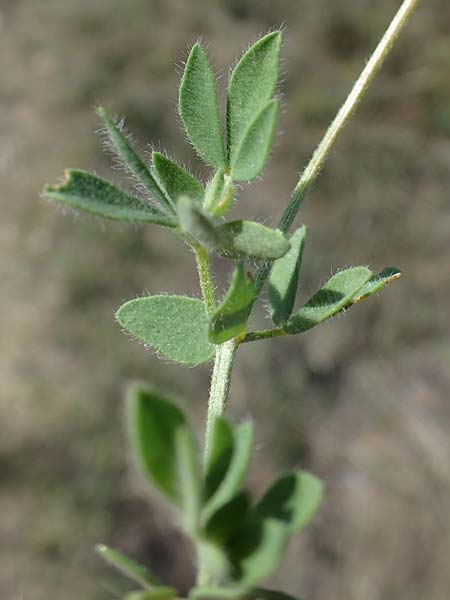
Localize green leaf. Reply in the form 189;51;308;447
177;195;219;250
227;32;282;164
231;100;279;182
125;589;177;600
216;221;290;261
268;226;306;325
285;267;372;335
175;427;202;535
116;295;215;366
96;107;174;215
255;472;323;534
204;169;235;218
43;170;177;226
204;418;235;502
229;518;288;587
152;152;204;206
347;266;402;305
95;544;159;589
204;491;251;544
179;43;227;169
209;264;255;344
128;385;185;501
203;421;253;522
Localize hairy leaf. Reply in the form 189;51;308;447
227;31;282;163
152;152;204;206
209;264;255;344
177;195;219;250
229;518;288;587
231;100;279;182
43;170;177;226
204;169;235;218
96;107;174;215
95;544;160;589
179;43;227;168
216;221;290;261
285;267;372;334
128;385;185;500
268;226;306;325
176;427;202;535
204;418;235;502
348;266;402;305
255;472;323;534
116;295;215;366
203;421;253;522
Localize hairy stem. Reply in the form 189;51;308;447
204;339;238;465
254;0;421;296
194;246;216;315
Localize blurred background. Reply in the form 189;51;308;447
1;1;449;599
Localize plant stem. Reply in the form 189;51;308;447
194;245;216;315
254;0;421;296
193;245;238;465
204;338;238;464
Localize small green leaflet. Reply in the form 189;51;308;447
177;196;219;250
209;264;255;344
128;385;186;501
204;169;235;218
96;107;174;215
152;152;204;206
43;170;177;226
227;31;282;164
95;543;160;589
179;43;227;169
216;221;290;261
347;266;401;305
268;226;306;325
255;471;323;534
175;427;202;535
285;267;372;334
116;295;215;366
203;421;253;522
231;99;279;182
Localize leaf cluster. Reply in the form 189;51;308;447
97;386;322;599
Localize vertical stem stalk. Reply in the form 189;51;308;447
193;245;238;464
204;339;238;465
194;246;216;315
254;0;421;296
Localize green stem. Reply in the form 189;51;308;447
254;0;421;296
204;338;238;465
194;245;216;315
